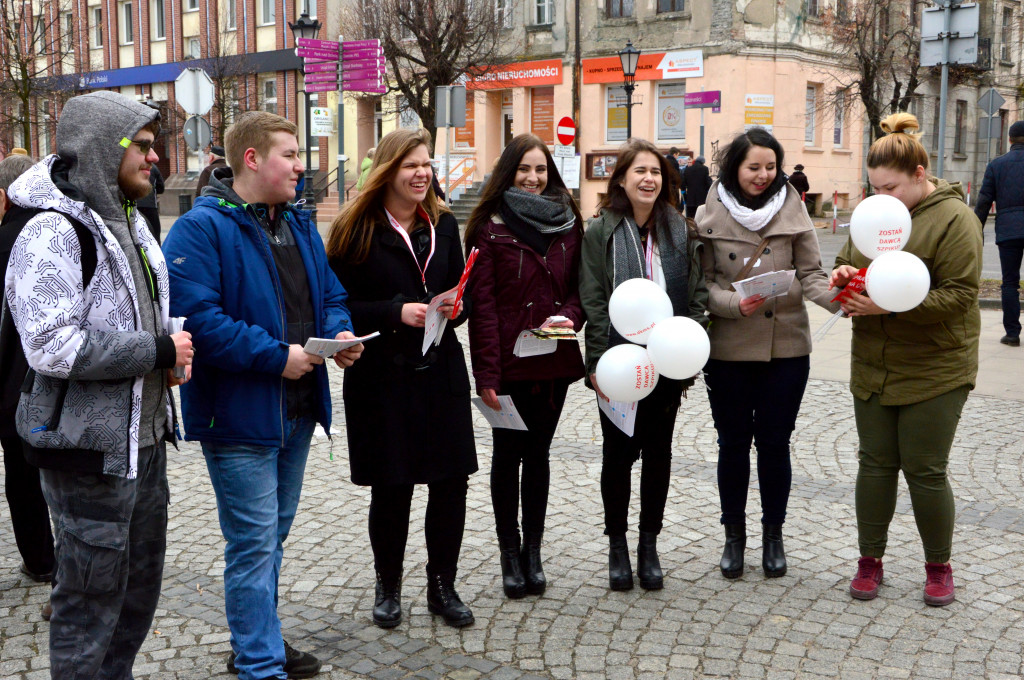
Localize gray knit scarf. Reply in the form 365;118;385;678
609;210;691;318
502;186;575;234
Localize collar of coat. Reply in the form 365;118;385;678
700;180;812;244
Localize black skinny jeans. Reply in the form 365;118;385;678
369;475;468;583
2;436;55;576
490;379;570;539
704;356;810;526
599;379;683;536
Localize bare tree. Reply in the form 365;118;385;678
344;0;519;144
817;0;925;141
0;0;76;152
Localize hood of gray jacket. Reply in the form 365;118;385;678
54;91;160;222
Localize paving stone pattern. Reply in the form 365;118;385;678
2;335;1024;678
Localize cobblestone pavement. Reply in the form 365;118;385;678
3;330;1024;679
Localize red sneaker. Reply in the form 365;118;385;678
850;557;883;600
923;562;955;606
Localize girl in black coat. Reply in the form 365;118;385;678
326;128;477;630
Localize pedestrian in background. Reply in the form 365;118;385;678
355;146;375;191
682;155;712;219
831;112;981;607
464;134;586;600
974;120;1024;346
697;127;839;580
665;147;685;207
165;111;361;679
0;153;55;604
580;138;708;592
4;91;192;678
195;144;227;197
326;127;477;630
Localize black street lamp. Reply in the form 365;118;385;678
289;12;322;218
617;40;640;140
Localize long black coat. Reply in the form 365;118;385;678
682;161;712;207
329;211;478;486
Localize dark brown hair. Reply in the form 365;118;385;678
598;138;679;231
464;133;583;253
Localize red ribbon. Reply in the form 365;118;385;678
831;268;868;303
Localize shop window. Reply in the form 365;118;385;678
656;82;685;141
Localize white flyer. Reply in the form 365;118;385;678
421;287;457;355
303;332;380;358
733;269;796;300
512;330;558;357
598;397;638;438
471;395;529;431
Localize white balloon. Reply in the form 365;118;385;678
850;194;913;260
865;251;931;312
595;344;660;402
608;278;674;345
646;316;711;380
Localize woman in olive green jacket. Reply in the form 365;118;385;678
831;113;982;607
579;138;708;592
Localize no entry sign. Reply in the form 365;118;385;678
556;117;576;146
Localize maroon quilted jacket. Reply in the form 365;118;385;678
467;216;586;393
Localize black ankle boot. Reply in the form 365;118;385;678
720;524;745;579
497;534;526;599
762;523;787;577
372;572;402;628
608;534;633;591
637;531;663;590
521;532;546;595
426;573;475;627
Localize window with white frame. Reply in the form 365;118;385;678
186;0;198;10
188;37;200;58
374;99;384;143
13;103;24;149
31;14;45;52
302;0;316;18
121;2;133;44
39;101;52;156
804;0;819;17
833;90;845;147
535;0;552;24
226;0;236;29
261;0;275;25
495;0;512;28
805;85;816;145
1001;7;1013;62
153;0;165;39
92;8;103;47
62;13;73;52
262;78;278;114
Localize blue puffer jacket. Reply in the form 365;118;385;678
975;143;1024;244
163;175;352;446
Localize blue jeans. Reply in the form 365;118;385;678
998;238;1024;338
202;418;316;680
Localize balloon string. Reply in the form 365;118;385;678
812;309;846;343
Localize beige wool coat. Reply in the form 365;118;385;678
696;181;840;362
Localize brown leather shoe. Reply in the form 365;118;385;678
42;602;52;621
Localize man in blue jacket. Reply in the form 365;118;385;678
976;120;1024;346
163;111;363;680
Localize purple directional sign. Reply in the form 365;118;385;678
296;37;339;51
304;72;338;84
683;91;722;109
342;39;379;49
297;47;338;61
306;81;339;93
304;61;338;74
342;68;382;80
342;49;382;61
342;78;382;91
342;57;385;70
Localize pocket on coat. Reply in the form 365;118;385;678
59;499;130;595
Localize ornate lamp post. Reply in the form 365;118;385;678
289;12;322;216
617;40;640;140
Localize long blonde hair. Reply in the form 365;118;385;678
326;128;448;264
867;113;929;175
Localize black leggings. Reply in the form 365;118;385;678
599;379;683;536
490;379;570;538
369;475;468;582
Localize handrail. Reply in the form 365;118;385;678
312;166;338;204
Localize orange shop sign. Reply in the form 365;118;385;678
466;59;563;90
582;50;704;84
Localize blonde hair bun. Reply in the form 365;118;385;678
879;112;923;141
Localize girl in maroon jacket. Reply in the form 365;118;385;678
465;134;586;599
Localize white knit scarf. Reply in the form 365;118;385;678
717;183;787;232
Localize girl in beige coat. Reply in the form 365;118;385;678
696;128;839;580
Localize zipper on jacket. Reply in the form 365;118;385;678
518;251;523;279
247;207;289;447
46;380;71;432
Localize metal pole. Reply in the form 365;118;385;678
700;87;706;158
624;82;634;140
303;89;317;221
337;34;345;207
935;0;953;177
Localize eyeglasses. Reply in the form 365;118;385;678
128;138;155;155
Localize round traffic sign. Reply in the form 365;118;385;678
556;117;576;146
183;115;212;152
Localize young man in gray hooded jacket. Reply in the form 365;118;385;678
3;90;193;678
